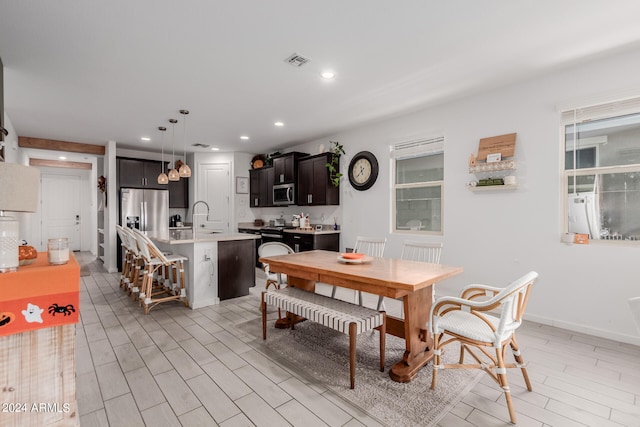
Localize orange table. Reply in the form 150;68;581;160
0;252;80;336
0;252;80;426
259;250;463;382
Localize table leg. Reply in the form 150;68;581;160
389;285;434;382
274;276;316;329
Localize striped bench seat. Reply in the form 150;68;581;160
261;286;386;389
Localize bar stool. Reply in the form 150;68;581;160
120;226;145;299
131;229;189;314
115;225;132;290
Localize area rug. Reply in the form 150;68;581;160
236;314;483;426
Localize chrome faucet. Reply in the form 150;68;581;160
191;200;210;236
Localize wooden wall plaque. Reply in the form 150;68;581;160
477;133;516;160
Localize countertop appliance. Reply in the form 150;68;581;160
273;183;295;205
568;191;601;239
170;214;183;227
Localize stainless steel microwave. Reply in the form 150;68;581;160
273;183;295;205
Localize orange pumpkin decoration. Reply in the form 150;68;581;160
19;245;38;265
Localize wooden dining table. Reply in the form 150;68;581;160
259;249;463;383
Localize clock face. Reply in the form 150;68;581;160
348;151;379;191
352;158;372;184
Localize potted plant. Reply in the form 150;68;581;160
326;141;345;187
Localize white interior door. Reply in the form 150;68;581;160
197;163;230;232
42;173;82;250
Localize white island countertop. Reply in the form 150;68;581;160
146;230;260;245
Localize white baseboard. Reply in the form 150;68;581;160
190;297;220;309
524;313;640;347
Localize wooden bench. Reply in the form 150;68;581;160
261;287;386;389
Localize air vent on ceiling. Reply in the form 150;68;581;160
192;143;210;148
285;52;311;67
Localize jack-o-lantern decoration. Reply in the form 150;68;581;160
0;311;15;327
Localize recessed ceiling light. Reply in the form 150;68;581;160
59;156;66;160
240;136;249;140
141;137;151;141
274;121;284;127
211;147;220;151
321;71;335;79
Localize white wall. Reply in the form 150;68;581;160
290;47;640;345
2;111;18;163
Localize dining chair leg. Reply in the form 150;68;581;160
261;293;267;340
349;322;356;389
264;280;282;318
430;333;442;390
496;347;517;424
510;336;532;391
379;312;386;372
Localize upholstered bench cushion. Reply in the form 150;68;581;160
264;287;384;334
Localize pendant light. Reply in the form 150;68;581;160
168;118;180;181
178;109;192;178
157;126;169;184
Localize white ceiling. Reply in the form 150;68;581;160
2;1;640;156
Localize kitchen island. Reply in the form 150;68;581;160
146;230;260;309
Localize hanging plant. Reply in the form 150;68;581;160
326;141;345;187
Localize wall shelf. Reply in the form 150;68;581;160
467;184;518;191
468;158;517;191
469;159;515;174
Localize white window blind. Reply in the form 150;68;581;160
390;136;444;160
561;96;640;125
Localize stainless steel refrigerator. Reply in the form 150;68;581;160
118;188;169;271
120;188;169;233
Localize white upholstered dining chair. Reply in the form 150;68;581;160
258;242;295;318
429;271;538;424
381;240;444;316
258;242;295;290
401;240;443;264
330;236;386;306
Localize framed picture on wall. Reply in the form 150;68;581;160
236;176;249;194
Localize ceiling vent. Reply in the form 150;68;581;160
285;52;311;67
192;143;210;148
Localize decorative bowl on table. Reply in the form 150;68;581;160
341;252;365;260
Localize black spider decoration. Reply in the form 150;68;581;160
48;303;75;316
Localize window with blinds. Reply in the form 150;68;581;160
562;97;640;241
391;136;444;234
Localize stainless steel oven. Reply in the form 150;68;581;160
260;227;285;244
273;183;295;205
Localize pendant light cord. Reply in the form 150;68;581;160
160;127;165;172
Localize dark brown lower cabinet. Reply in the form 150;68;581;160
218;240;256;300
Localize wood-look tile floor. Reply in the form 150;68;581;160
75;253;640;426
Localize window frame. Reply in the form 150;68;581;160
561;97;640;243
390;136;444;235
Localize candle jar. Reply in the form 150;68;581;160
48;238;70;265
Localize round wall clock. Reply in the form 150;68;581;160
348;151;379;191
